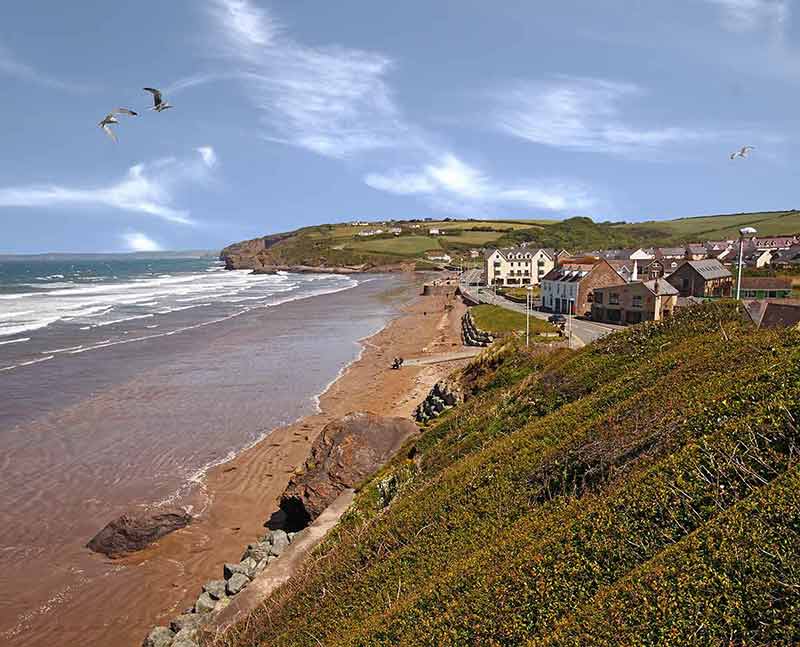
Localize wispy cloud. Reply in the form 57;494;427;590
365;153;595;214
705;0;788;32
0;41;89;92
0;148;217;224
122;231;162;252
206;0;412;158
492;77;714;156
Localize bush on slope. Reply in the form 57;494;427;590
210;303;800;647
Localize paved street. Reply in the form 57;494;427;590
458;279;624;348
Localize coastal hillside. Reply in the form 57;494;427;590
212;302;800;646
220;210;800;272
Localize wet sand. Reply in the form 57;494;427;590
4;278;466;646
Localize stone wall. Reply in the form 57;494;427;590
414;377;464;423
461;310;494;347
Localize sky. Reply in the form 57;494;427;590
1;0;799;253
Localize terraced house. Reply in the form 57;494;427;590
484;247;556;286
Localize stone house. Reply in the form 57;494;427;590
666;259;733;298
685;244;709;261
484;247;555;287
541;259;627;316
591;278;679;325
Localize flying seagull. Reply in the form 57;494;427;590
143;87;173;112
97;108;138;142
730;145;754;160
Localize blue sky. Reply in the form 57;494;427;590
0;0;798;253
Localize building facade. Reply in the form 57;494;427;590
541;259;627;316
591;279;679;325
740;277;793;299
484;247;555;286
666;259;733;298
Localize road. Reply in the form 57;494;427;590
458;276;623;347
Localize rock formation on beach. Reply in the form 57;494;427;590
280;412;419;529
87;509;192;558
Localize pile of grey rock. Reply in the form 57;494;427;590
414;378;463;423
142;528;296;647
462;311;493;347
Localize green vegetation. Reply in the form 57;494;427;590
221;211;800;271
498;285;540;301
471;304;553;336
211;302;800;647
350;235;442;256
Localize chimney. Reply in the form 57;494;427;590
653;279;660;294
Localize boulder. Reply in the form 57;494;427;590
88;509;192;558
280;412;419;529
194;592;217;614
202;580;227;601
240;556;258;578
143;626;174;647
172;637;199;647
169;614;203;635
241;541;271;563
223;562;246;580
227;572;249;596
268;530;290;556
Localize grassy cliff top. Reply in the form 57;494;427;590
211;302;800;646
220;211;800;270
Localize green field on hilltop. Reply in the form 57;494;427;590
220;210;800;271
350;235;442;256
615;210;800;239
212;302;800;647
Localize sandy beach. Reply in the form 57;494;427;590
51;279;466;646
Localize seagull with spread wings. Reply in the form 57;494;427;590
730;145;754;160
98;108;138;142
143;87;173;112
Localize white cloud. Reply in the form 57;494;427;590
0;41;88;92
122;231;162;252
0;149;216;224
365;153;594;214
705;0;788;32
206;0;411;158
493;77;712;156
196;146;218;167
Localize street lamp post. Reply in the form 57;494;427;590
526;285;532;347
736;226;757;300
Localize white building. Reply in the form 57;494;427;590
389;227;402;235
357;229;384;237
426;253;452;263
484;247;556;286
429;228;442;235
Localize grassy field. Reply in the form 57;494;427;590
349;235;442;256
471;304;555;335
615;210;800;240
212;303;800;647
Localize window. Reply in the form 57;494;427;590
681;278;689;290
632;295;642;308
609;293;620;305
594;292;603;304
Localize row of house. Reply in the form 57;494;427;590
484;248;563;287
539;256;793;324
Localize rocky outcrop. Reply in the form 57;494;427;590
87;509;192;558
280;413;419;529
414;378;465;423
462;310;494;347
141;528;297;647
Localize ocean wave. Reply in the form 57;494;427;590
35;274;65;280
0;355;54;372
0;317;61;338
0;337;30;346
86;313;155;328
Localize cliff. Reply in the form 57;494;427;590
211;301;800;646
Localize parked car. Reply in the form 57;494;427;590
548;314;567;325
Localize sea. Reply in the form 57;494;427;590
0;255;411;645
